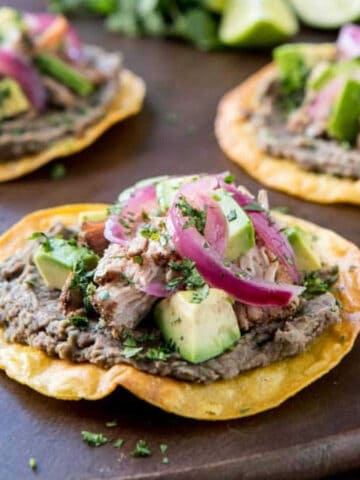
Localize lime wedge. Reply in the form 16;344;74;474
220;0;298;47
290;0;360;29
202;0;226;13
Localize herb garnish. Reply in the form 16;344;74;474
50;162;66;180
227;209;237;222
302;267;339;300
29;457;37;471
70;253;99;315
105;420;117;428
28;232;52;251
131;440;152;458
114;439;124;449
146;347;172;361
81;431;109;447
68;316;89;328
159;444;168;454
223;173;235;184
167;259;205;291
176;195;207;234
191;284;209;304
133;255;143;265
140;224;160;241
122;346;143;358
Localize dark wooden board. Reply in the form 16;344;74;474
1;1;359;479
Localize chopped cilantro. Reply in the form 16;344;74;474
159;444;168;454
223;173;235;184
29;457;37;470
146;347;172;361
162;456;169;464
133;255;143;265
131;440;152;458
175;195;207;234
105;420;117;428
140;224;160;241
226;209;237;222
28;232;52;252
123;335;138;348
68;316;89;328
191;284;209;304
302;268;339;300
81;431;109;447
168;259;205;291
50;162;66;180
114;439;124;448
122;346;143;358
141;210;149;222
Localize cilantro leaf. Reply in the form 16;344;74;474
191;284;209;304
81;431;109;447
176;195;207;234
131;440;152;457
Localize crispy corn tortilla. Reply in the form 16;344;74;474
215;49;360;205
0;204;359;420
0;69;145;183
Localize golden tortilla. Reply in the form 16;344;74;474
215;47;360;205
0;69;145;182
0;204;359;420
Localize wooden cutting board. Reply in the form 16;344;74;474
1;2;359;478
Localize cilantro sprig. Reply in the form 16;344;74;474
176;195;207;234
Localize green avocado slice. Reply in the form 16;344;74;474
0;78;29;120
34;238;98;290
285;226;321;271
155;288;240;364
213;189;255;260
327;78;360;144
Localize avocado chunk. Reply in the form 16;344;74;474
78;209;109;224
0;78;29;120
34;53;94;97
156;175;200;211
308;59;360;91
274;43;335;94
202;0;226;12
0;8;25;49
327;78;360;143
34;238;98;290
213;189;255;260
118;175;169;203
285;226;321;271
154;288;240;364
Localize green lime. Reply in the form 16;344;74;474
220;0;298;47
291;0;360;29
202;0;226;13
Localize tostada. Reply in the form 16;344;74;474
0;7;145;181
0;173;359;419
216;25;360;204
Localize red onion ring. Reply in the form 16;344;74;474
337;24;360;59
179;177;228;256
0;48;46;111
168;199;303;307
104;184;158;245
218;177;300;283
